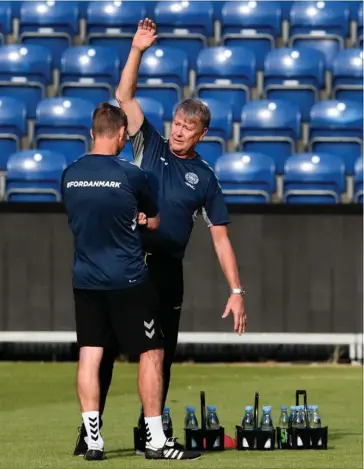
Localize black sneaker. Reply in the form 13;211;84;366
73;425;87;456
145;437;201;460
84;449;106;461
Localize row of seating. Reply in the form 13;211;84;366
0;1;362;69
0;43;362;121
1;95;362;174
2;149;362;205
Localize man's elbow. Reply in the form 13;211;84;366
147;215;160;231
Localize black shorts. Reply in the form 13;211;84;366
73;280;163;355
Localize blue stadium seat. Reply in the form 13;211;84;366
283;152;345;204
332;49;363;105
289;2;350;67
109;97;165;135
221;1;282;70
214;152;276;203
240;100;301;174
34;97;94;166
119;139;134;162
86;1;146;66
354;157;363;204
195;46;256;122
195;98;232;167
0;96;27;171
348;1;362;20
19;1;79;68
5;149;66;202
135;46;188;121
309;100;363;175
59;46;120;107
358;3;363;46
0;2;12;43
154;1;213;69
280;1;294;20
264;47;326;121
9;1;20;18
0;44;52;118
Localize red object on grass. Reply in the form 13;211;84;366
202;434;236;449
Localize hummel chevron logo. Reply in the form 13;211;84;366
144;319;155;339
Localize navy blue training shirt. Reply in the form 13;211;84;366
131;118;230;259
62;153;158;290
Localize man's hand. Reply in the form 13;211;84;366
138;212;148;226
222;294;247;335
132;18;158;53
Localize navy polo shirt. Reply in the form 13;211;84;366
130;118;230;259
62;153;158;290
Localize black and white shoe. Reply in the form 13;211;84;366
84;449;106;461
145;437;201;460
73;425;88;456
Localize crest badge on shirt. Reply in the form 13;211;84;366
185;172;199;190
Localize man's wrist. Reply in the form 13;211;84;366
230;287;246;296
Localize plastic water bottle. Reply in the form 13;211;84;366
278;405;289;429
207;405;221;448
288;406;296;427
260;406;273;431
206;405;220;429
292;405;305;429
162;407;172;433
185;406;199;449
242;405;255;430
185;406;199;429
310;405;322;428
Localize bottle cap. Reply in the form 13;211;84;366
312;405;318;410
207;405;216;412
280;405;288;410
245;405;253;411
186;406;195;412
262;405;272;412
163;407;170;413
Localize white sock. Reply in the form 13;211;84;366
144;415;166;449
82;411;104;451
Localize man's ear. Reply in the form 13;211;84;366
119;126;126;140
90;129;94;140
199;127;208;142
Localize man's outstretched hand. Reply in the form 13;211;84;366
132;18;158;53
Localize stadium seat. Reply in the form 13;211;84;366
0;2;12;43
86;1;146;65
358;3;363;46
59;46;120;107
34;97;94;166
221;1;282;70
135;46;188;121
5;149;67;202
195;98;232;167
0;96;27;171
119;139;134;162
308;100;363;175
9;0;20;18
264;47;326;122
289;2;350;67
280;1;294;20
0;44;52;118
283;152;345;204
154;1;213;69
109;97;165;135
240;100;301;174
214;152;276;203
332;49;363;105
19;1;79;68
348;1;362;20
195;46;256;123
354;157;363;204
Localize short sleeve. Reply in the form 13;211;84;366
130;118;165;167
202;173;230;227
136;171;159;218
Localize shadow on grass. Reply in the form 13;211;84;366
329;430;362;442
105;448;136;459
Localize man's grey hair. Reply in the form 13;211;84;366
174;98;211;130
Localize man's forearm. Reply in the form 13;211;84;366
213;234;242;290
115;46;143;103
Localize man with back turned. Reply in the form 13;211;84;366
73;19;247;456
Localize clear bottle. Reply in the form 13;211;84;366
260;405;273;431
292;405;305;429
242;405;255;430
162;407;172;433
310;405;322;428
278;405;289;429
288;405;296;428
206;405;220;429
185;406;199;429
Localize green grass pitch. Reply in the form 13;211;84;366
0;362;362;469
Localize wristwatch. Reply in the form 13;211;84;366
231;287;246;296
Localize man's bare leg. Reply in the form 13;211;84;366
77;346;105;457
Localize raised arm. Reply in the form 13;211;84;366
115;18;157;136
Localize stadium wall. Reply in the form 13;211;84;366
0;205;362;337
